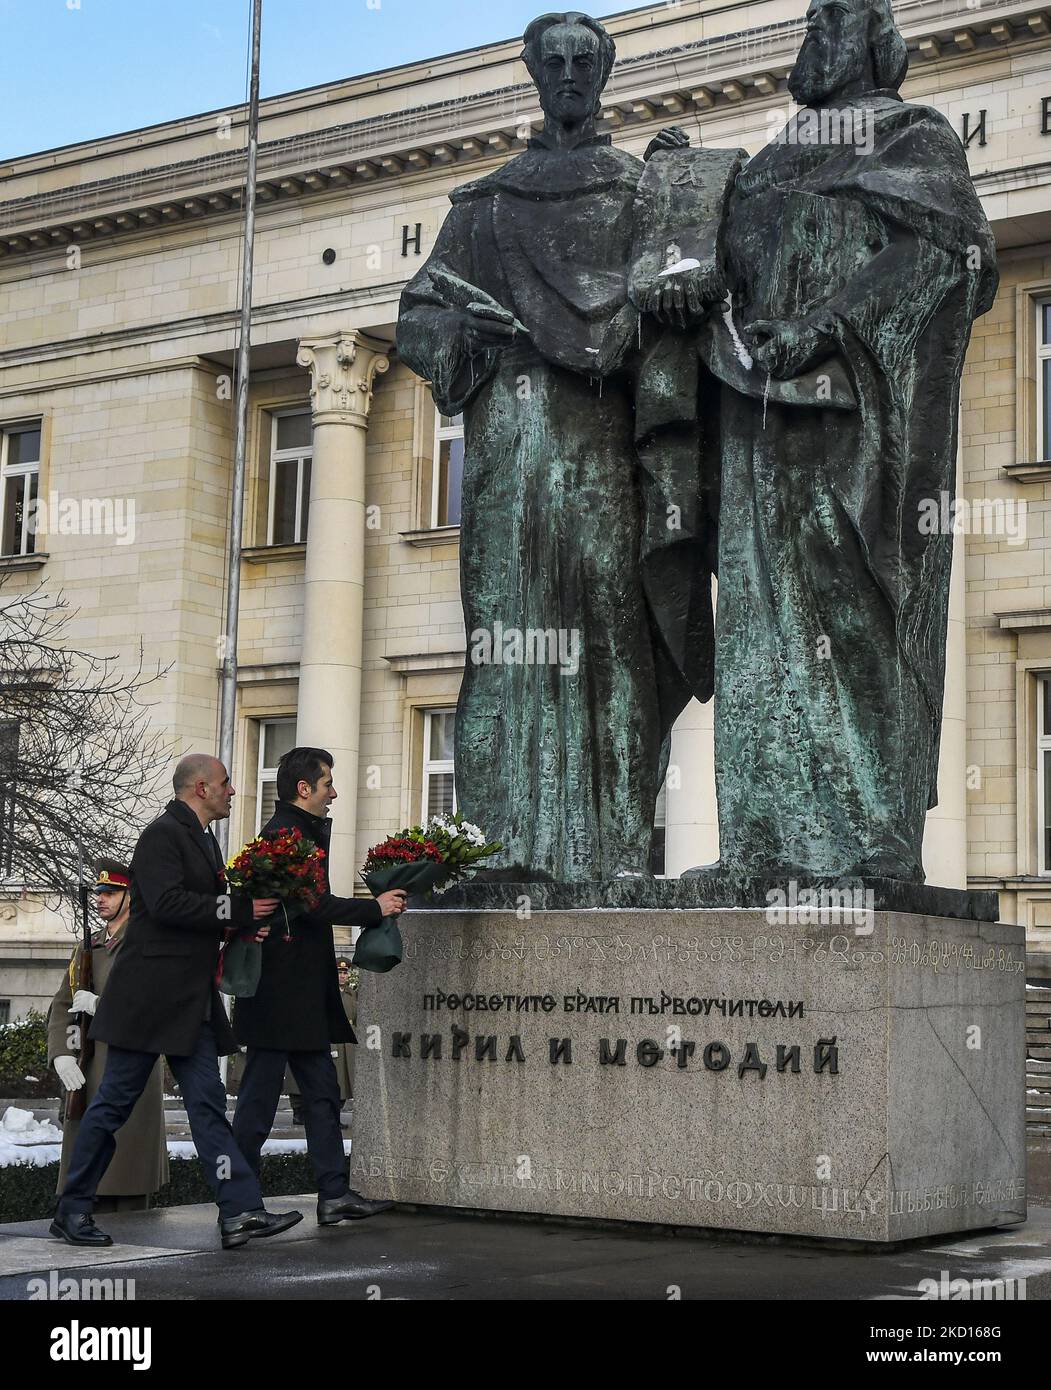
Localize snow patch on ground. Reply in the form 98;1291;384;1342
2;1106;62;1138
166;1138;351;1159
0;1107;63;1168
0;1113;352;1167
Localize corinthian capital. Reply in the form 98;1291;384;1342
296;331;391;425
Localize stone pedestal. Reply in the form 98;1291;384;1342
353;909;1027;1243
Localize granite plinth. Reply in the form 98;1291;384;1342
428;874;998;922
353;908;1026;1243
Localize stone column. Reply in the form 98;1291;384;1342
295;331;389;894
921;517;968;888
664;697;719;877
922;423;968;890
664;577;719;877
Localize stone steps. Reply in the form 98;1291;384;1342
1026;1042;1051;1127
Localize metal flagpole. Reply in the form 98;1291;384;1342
217;0;263;855
217;0;262;1094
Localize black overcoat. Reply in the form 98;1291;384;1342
90;799;251;1056
233;802;382;1051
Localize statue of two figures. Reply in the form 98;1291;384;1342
396;3;998;889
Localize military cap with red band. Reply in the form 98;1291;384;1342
93;867;130;891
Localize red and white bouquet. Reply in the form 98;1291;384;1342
219;827;326;995
355;813;501;973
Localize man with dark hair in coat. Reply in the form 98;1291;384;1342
50;754;304;1250
232;746;406;1225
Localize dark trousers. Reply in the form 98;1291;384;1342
58;1022;262;1220
234;1048;348;1201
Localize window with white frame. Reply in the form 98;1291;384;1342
1039;300;1051;464
268;410;312;545
1038;675;1051;874
1;423;40;557
422;708;456;820
256;717;297;832
432;411;464;528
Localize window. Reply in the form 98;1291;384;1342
432;412;464;528
1039;301;1051;464
0;721;17;879
1039;675;1051;874
422;708;456;820
268;410;312;545
256;717;297;832
0;1002;9;1026
1;424;40;556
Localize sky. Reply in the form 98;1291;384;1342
0;0;631;161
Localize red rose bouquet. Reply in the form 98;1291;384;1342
355;815;501;973
219;827;326;995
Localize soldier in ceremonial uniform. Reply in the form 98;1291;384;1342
47;860;168;1212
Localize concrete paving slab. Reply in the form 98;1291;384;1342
1;1199;1049;1300
0;1235;195;1277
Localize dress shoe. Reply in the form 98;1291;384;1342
49;1213;113;1247
317;1189;393;1225
219;1207;303;1250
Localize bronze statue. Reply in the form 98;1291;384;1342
398;13;718;881
399;2;997;894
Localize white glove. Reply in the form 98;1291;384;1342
70;990;98;1016
54;1056;86;1091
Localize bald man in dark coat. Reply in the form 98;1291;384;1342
50;754;303;1251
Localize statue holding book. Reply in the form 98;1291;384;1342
397;12;728;882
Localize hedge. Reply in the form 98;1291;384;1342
0;1011;59;1100
0;1151;320;1225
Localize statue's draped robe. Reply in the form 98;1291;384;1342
398;135;702;879
716;94;997;878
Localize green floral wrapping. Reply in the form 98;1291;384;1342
354;862;448;973
218;901;308;998
218;937;262;998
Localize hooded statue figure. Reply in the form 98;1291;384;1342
397;12;720;881
681;0;998;881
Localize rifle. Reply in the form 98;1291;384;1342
65;882;94;1123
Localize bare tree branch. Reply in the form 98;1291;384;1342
0;574;175;931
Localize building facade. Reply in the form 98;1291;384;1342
2;0;1051;1018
